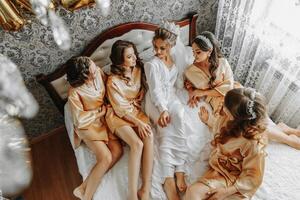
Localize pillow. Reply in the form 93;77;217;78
50;74;70;100
101;63;111;75
139;47;154;62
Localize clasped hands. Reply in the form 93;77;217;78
97;105;107;118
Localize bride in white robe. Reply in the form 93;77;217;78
144;23;211;200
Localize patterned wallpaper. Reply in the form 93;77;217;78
0;0;219;139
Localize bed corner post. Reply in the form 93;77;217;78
188;12;198;46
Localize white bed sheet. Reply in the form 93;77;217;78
64;101;211;200
63;38;300;200
64;102;300;200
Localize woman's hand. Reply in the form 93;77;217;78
184;80;193;90
135;120;152;140
206;186;237;200
97;105;107;117
191;89;206;101
137;88;145;102
199;106;209;124
188;90;199;108
158;110;170;128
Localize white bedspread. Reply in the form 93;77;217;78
64;102;300;200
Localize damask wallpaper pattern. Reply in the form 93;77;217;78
0;0;219;139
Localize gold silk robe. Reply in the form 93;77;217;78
184;58;240;117
105;66;149;134
200;130;268;199
68;68;113;148
206;112;229;136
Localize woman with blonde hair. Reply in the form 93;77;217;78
144;26;190;199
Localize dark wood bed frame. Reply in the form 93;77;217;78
36;13;198;115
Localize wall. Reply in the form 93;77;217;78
0;0;219;139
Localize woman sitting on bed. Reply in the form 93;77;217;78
66;56;123;200
185;87;268;200
144;26;190;200
185;31;300;149
105;40;154;200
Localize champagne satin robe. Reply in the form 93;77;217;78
202;111;268;199
68;68;115;149
184;58;241;117
105;66;149;134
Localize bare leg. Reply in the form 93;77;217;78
185;182;210;200
267;126;300;150
175;172;187;192
277;122;300;137
107;139;124;168
115;126;143;200
78;140;113;200
138;132;154;200
74;139;123;199
163;177;180;200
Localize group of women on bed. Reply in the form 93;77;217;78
66;24;300;200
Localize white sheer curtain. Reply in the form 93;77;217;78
215;0;300;128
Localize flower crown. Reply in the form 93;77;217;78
196;35;213;49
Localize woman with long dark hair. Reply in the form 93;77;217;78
105;40;153;200
185;87;268;200
185;31;300;149
184;31;236;118
66;56;123;200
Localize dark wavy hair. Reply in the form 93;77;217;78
66;56;91;88
192;31;223;88
153;27;177;47
213;87;267;145
110;40;143;78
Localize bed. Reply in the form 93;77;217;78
37;14;300;200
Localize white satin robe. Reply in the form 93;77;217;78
145;56;187;179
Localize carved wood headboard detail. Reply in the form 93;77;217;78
36;13;198;115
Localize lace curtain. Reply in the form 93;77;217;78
215;0;300;128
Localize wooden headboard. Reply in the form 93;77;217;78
36;13;198;115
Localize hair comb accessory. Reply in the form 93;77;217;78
249;88;256;100
247;100;257;120
246;89;256;120
161;20;180;36
196;35;213;49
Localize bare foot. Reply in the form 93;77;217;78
73;186;84;199
277;122;300;137
138;187;150;200
175;172;187;193
163;178;180;200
